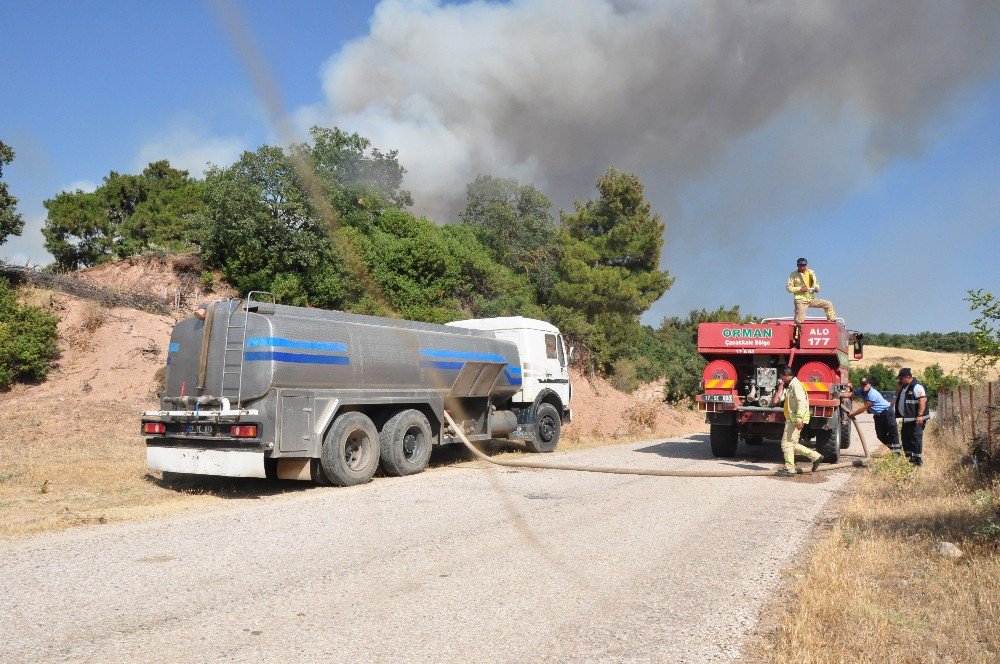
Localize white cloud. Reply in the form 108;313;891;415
134;125;245;177
60;180;97;194
306;0;1000;226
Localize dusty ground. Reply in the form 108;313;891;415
0;421;874;663
74;252;235;303
0;287;219;536
0;284;703;537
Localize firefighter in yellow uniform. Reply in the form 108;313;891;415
777;365;823;476
787;257;835;323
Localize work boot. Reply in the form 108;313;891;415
811;456;823;472
776;469;795;477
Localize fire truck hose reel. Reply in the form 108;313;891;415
443;407;875;479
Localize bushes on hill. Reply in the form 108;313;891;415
0;279;60;390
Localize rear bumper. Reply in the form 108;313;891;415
147;446;266;478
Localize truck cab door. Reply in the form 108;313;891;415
543;332;571;406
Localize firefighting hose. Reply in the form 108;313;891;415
444;405;874;478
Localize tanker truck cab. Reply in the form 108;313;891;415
446;316;573;422
142;297;573;486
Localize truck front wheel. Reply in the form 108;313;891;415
319;412;381;486
379;409;433;476
710;424;739;457
840;410;852;449
526;402;561;453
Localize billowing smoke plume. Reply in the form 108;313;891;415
311;0;1000;227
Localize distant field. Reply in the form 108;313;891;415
855;345;971;377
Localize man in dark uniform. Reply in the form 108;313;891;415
895;368;928;466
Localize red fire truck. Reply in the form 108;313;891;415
695;318;864;462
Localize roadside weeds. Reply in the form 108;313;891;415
753;426;1000;663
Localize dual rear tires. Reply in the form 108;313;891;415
316;403;561;486
316;409;435;487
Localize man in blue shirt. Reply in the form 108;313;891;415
842;376;900;455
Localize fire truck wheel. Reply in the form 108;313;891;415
840;415;852;450
710;424;739;457
379;409;433;476
526;402;561;453
815;413;842;463
320;412;381;486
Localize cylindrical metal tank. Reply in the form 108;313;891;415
165;300;522;404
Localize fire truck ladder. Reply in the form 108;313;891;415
220;291;275;407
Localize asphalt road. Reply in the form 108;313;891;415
0;416;876;663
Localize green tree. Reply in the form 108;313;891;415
965;289;1000;377
551;167;673;369
849;362;899;395
199;145;352;308
459;174;557;297
299;126;413;210
42;161;205;269
0;140;25;246
0;278;60;389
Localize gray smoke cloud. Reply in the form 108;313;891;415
305;0;1000;227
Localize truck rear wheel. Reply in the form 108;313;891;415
525;402;561;453
710;424;739;457
319;412;380;486
379;409;433;476
815;413;842;463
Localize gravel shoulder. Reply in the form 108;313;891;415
0;418;876;663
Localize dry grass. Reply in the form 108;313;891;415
0;400;223;537
755;426;1000;663
858;345;1000;380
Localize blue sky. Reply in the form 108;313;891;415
2;1;998;334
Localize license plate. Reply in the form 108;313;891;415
185;424;214;436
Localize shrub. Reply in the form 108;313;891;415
624;402;658;432
0;278;60;389
609;357;640;393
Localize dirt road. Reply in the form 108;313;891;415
0;418;876;663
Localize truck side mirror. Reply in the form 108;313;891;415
852;332;864;360
568;346;576;365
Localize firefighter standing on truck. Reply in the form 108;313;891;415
776;365;823;477
787;257;836;323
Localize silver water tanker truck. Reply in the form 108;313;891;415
141;293;573;486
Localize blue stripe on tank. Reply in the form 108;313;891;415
420;349;506;362
244;351;350;365
245;337;348;352
420;350;522;386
